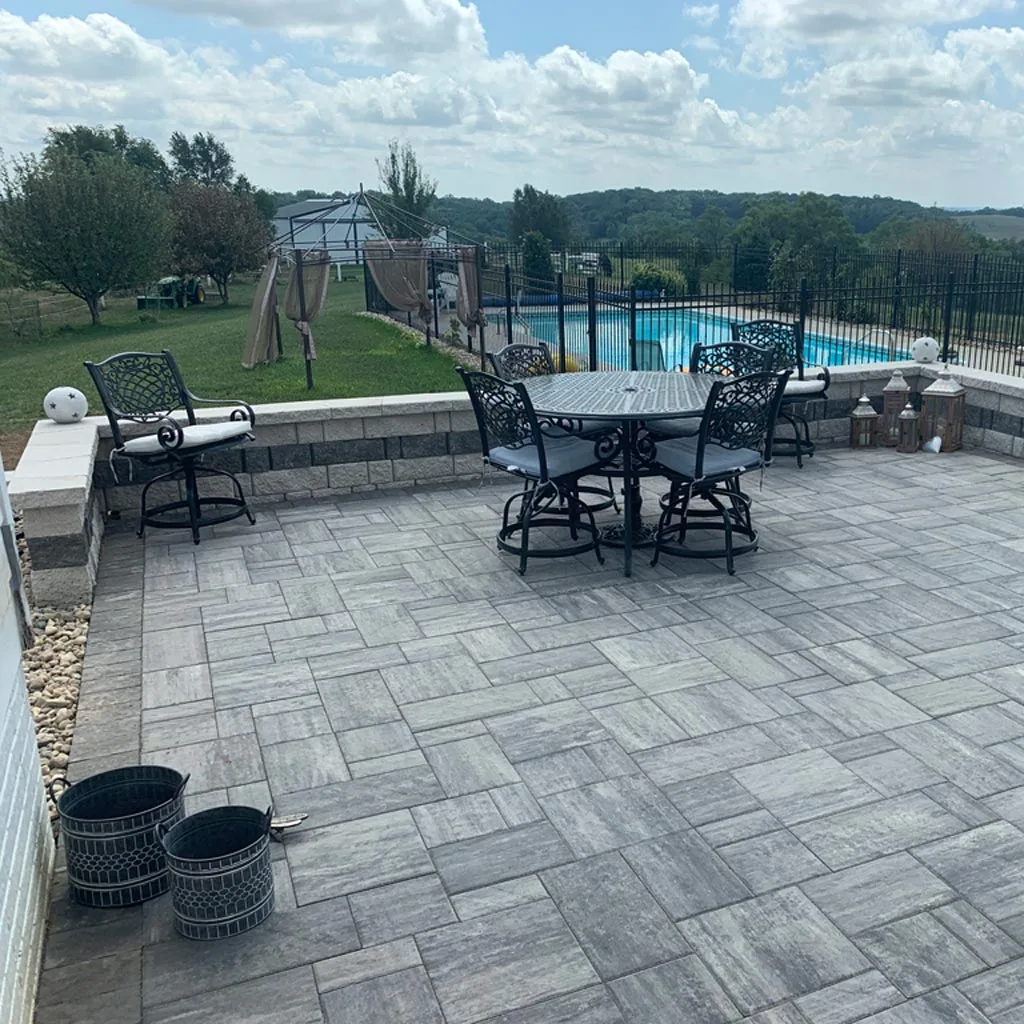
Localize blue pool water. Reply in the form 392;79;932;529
519;308;906;369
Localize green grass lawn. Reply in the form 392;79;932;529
0;273;462;466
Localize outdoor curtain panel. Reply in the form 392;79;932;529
457;246;487;330
241;253;280;368
284;249;331;360
364;240;431;325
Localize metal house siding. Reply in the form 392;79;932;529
0;466;53;1024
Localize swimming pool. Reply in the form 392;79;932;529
519;308;907;369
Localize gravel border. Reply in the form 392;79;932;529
15;514;89;823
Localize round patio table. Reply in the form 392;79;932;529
523;370;717;576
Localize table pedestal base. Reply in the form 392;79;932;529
600;521;657;549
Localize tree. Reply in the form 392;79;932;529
693;204;729;258
171;184;271;303
169;131;235;187
521;231;555;286
234;174;276;224
44;124;170;187
374;140;437;238
871;214;980;254
0;152;170;324
510;185;571;249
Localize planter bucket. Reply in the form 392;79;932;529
159;805;275;941
51;766;189;907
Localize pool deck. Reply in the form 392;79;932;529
36;447;1024;1024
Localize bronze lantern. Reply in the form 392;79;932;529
880;369;910;447
849;394;879;448
897;402;920;453
920;367;966;452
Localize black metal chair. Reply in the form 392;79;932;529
85;349;256;544
488;343;618;513
731;320;829;467
652;342;775;440
457;367;604;575
651;370;789;575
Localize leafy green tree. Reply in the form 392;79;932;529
374;140;437;238
521;231;554;286
693;204;729;258
621;211;687;248
234;174;276;223
510;185;571;249
0;152;170;324
171;184;271;303
44;124;170;187
169;131;235;187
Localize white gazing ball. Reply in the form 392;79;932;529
43;387;89;424
911;337;940;363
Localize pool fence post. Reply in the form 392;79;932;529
587;276;598;371
891;249;903;330
798;278;809;350
629;286;638;371
966;253;979;341
504;264;514;342
430;252;439;340
556;272;567;372
619;242;625;291
941;271;956;363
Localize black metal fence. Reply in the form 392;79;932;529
365;243;1024;377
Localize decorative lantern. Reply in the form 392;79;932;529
880;369;910;447
897;402;920;453
849;395;879;448
919;367;966;453
43;387;88;424
912;337;940;363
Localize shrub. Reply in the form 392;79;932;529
630;262;686;298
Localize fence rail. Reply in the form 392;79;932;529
363;243;1024;377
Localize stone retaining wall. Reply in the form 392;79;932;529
11;362;1024;606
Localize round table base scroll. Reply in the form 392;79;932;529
600;521;658;549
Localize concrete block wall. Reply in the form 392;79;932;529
92;393;484;509
9;420;102;608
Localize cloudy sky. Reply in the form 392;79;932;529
1;0;1023;206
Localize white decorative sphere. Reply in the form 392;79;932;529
911;336;940;363
43;387;88;424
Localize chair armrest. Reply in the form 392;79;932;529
799;365;830;387
188;395;257;427
155;416;186;451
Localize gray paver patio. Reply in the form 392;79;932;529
37;448;1024;1023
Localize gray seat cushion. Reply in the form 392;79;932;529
489;435;602;480
655;436;761;480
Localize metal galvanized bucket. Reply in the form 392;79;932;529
51;766;189;907
159;805;275;941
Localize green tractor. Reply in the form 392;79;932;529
137;276;206;310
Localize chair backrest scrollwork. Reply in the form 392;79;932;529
457;367;550;478
84;350;194;450
488;344;556;381
730;320;803;376
688;342;774;378
695;371;790;477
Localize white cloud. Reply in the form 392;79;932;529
130;0;487;65
947;25;1024;86
2;7;1024;205
787;51;993;106
684;4;720;26
731;0;1013;49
